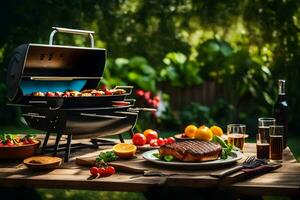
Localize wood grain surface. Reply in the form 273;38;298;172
0;137;299;196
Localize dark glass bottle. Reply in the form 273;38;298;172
273;80;288;148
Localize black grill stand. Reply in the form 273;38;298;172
40;130;132;162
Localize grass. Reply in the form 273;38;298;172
37;189;146;200
1;125;299;199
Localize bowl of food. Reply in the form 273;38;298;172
0;134;40;159
24;156;62;170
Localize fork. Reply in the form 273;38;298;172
210;156;260;178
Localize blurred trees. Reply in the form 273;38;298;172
0;0;299;131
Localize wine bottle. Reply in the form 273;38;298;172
273;80;288;148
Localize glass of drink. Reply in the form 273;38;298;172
258;117;276;142
269;125;284;162
256;132;269;159
227;124;246;150
258;117;276;127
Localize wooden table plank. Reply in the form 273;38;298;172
0;138;299;196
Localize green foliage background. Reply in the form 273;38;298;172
0;0;299;133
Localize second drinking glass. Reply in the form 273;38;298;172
227;124;246;150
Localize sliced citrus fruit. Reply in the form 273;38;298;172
210;125;224;137
184;125;198;138
113;143;137;158
194;125;213;141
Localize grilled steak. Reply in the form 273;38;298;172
159;140;222;162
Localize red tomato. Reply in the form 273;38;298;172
132;133;147;146
167;137;176;144
157;138;165;146
98;167;106;176
105;90;113;95
22;140;30;145
55;92;63;97
164;138;168;143
0;142;4;147
46;92;55;97
135;89;144;97
90;167;99;176
101;85;107;90
63;92;70;97
144;91;151;100
105;166;115;176
154;96;160;102
95;93;102;96
143;129;158;144
149;139;158;146
152;99;159;107
28;139;36;144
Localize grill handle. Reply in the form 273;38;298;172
28;100;60;110
114;86;134;89
80;113;126;119
113;86;134;95
128;108;157;112
23;113;46;119
49;27;95;48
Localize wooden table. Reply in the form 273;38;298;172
0;138;299;199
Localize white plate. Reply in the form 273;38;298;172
143;149;244;168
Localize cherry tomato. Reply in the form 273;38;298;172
105;90;113;95
157;138;165;146
46;92;55;97
132;133;147;146
55;92;63;97
22;139;30;145
105;166;115;176
0;142;4;147
143;129;158;144
167;137;176;144
149;139;158;146
28;139;36;144
154;96;160;102
90;167;99;176
164;138;168;143
135;89;144;97
144;91;151;100
98;167;106;176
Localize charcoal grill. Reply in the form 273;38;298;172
6;27;155;161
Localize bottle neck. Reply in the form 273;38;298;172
278;80;285;95
277;94;286;101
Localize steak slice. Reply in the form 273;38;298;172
159;140;222;162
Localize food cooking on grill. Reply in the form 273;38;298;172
159;140;222;162
29;88;127;97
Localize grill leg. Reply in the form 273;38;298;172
41;132;50;154
64;134;72;162
118;134;125;143
53;134;62;156
129;129;134;138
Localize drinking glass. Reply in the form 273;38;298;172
257;117;276;142
256;132;270;159
227;124;246;150
269;125;284;162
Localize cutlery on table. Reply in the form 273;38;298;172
210;156;265;178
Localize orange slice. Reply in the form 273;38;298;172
113;143;137;158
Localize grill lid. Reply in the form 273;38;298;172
6;27;106;102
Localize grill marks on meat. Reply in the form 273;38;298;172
159;141;222;162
